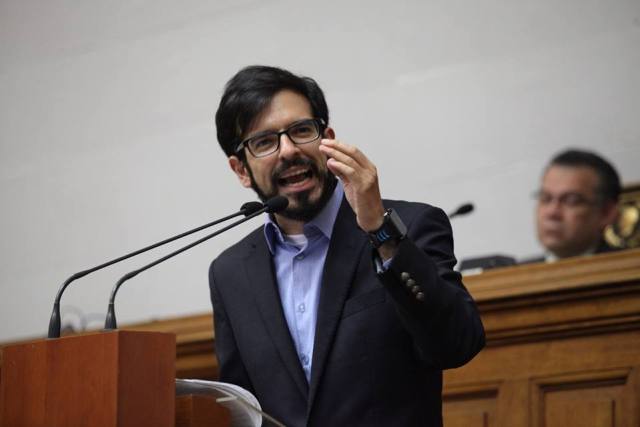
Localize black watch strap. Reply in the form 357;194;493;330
368;208;407;248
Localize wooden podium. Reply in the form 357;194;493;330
0;330;176;427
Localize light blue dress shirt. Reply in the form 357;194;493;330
263;182;344;382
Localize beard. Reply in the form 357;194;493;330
245;156;338;223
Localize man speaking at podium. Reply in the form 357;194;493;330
209;66;485;427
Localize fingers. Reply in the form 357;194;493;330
320;138;379;194
319;139;371;170
320;141;365;182
319;139;385;231
325;157;355;179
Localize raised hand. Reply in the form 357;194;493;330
319;139;386;233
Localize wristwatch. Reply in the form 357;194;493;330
368;208;407;248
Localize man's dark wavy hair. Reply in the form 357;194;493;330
549;148;621;203
215;65;329;158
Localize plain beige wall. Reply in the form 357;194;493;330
1;0;639;341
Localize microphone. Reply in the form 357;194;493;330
240;201;264;214
104;195;288;330
263;195;288;213
448;203;474;219
47;200;265;338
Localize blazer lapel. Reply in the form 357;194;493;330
244;234;309;399
308;199;368;407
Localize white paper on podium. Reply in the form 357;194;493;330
175;379;285;427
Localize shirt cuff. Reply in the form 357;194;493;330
373;252;394;274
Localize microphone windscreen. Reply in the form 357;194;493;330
448;202;475;219
457;203;474;215
265;196;289;213
240;201;264;216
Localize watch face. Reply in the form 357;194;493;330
369;208;407;247
387;209;407;237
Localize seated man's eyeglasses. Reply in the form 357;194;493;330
235;118;326;158
534;191;600;209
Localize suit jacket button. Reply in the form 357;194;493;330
401;272;411;282
406;278;416;288
411;285;421;294
416;292;425;301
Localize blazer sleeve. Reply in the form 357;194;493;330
209;259;255;392
376;204;485;369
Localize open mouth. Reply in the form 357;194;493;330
277;168;313;187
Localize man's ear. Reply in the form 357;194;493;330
229;156;252;188
323;126;335;139
600;201;619;228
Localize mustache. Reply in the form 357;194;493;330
271;157;319;182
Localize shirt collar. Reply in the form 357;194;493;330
544;242;599;262
263;181;344;254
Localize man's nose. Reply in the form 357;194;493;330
541;199;563;218
278;134;302;159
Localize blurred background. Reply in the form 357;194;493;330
1;0;639;342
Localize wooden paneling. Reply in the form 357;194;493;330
530;368;636;427
443;383;498;427
443;248;640;426
175;395;230;427
121;313;218;380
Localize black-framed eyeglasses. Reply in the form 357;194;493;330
533;190;600;208
235;118;326;158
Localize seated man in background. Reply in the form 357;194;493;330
534;148;621;261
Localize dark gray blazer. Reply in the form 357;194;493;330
209;198;485;427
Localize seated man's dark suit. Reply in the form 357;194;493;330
520;239;620;264
209;197;485;427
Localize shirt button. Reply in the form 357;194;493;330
298;303;306;313
301;354;309;365
295;254;305;260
